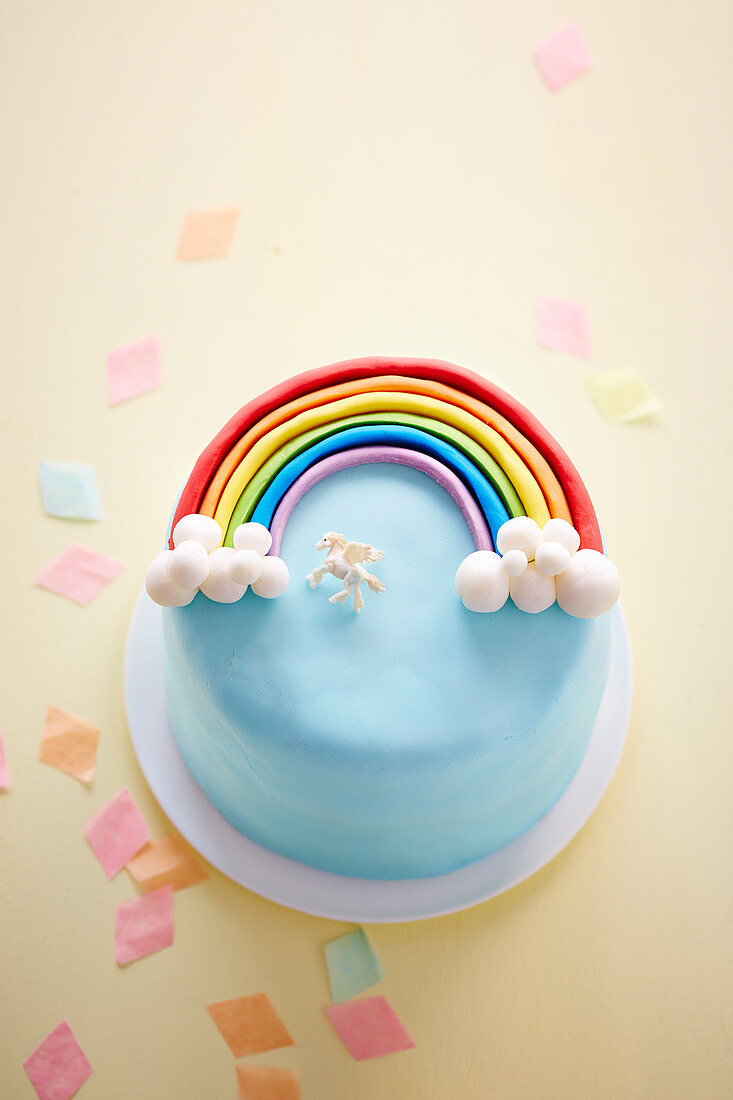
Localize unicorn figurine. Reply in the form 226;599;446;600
307;531;385;612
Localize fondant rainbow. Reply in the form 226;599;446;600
267;445;494;556
169;357;603;555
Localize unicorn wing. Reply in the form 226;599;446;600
343;542;383;564
343;542;368;565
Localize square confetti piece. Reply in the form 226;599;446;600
126;833;208;892
206;993;294;1058
176;206;240;261
40;704;100;784
107;336;161;405
34;544;124;606
84;787;151;879
23;1020;93;1100
584;367;663;423
114;885;174;965
325;927;384;1003
236;1065;301;1100
533;23;594;92
0;729;9;790
537;294;591;360
39;463;103;521
324;996;415;1061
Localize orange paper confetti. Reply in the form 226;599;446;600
176;207;240;261
39;705;100;784
236;1065;301;1100
126;834;208;892
206;994;294;1058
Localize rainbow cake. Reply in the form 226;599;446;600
145;357;620;880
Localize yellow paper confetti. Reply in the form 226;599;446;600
584;368;662;423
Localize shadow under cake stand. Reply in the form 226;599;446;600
125;590;632;923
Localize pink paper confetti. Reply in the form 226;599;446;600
84;787;151;879
324;996;415;1061
537;294;591;360
23;1020;93;1100
533;23;594;92
0;729;9;790
107;335;161;405
114;885;174;965
34;544;124;606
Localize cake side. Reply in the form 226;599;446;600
162;464;612;879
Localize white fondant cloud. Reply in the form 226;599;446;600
145;517;289;606
455;518;619;618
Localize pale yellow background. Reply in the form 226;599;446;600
1;2;731;1097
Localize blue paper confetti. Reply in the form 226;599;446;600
39;462;103;521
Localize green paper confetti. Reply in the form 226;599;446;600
324;927;385;1003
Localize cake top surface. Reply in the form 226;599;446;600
165;461;605;759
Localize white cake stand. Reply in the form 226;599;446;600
124;590;632;923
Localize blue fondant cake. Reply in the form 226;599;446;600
148;358;620;880
162;464;612;879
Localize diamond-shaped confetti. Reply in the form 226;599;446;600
39;463;103;521
206;993;294;1058
324;996;415;1061
23;1020;93;1100
34;544;124;606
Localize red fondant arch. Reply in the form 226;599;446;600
169;357;602;552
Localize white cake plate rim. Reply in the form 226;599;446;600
124;589;632;923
